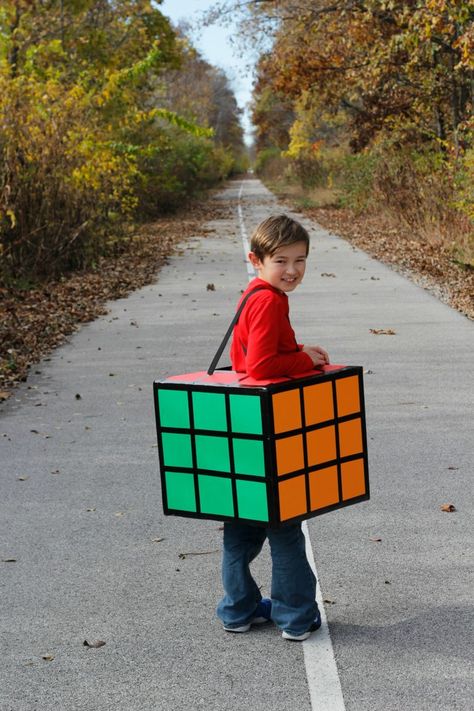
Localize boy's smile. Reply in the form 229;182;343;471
249;241;307;293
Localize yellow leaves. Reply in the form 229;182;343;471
285;115;314;159
63;84;87;110
5;210;16;228
150;108;213;138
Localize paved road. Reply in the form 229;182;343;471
1;179;472;710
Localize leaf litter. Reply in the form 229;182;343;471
440;503;456;512
0;196;231;392
83;640;106;649
304;206;473;320
178;550;220;560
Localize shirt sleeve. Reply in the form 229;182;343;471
244;294;314;379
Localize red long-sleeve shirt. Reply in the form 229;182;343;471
230;278;314;379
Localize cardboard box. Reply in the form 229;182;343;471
153;365;369;527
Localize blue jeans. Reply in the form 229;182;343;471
216;521;318;636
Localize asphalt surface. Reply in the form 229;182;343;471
1;178;473;711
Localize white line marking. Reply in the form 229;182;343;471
238;182;256;279
238;179;346;711
303;520;346;710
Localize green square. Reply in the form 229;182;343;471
229;395;262;434
233;438;266;477
236;480;269;521
195;435;230;472
192;392;227;431
198;475;234;517
161;433;193;468
158;389;190;429
165;471;196;512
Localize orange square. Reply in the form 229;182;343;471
309;466;339;510
307;426;337;466
278;475;307;521
275;435;304;476
303;382;334;425
338;418;363;457
336;376;360;417
341;458;366;500
272;390;302;433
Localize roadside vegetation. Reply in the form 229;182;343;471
223;0;473;314
0;0;247;284
0;1;249;393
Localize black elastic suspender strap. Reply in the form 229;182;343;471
207;286;266;375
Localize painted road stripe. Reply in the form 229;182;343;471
238;182;256;278
238;179;346;711
303;520;346;710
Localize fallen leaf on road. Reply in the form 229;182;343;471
86;507;96;512
152;537;165;543
30;429;51;438
440;503;456;512
447;466;459;471
83;640;106;649
42;654;55;661
2;557;17;562
370;328;396;335
206;283;216;291
51;469;60;475
18;476;29;481
178;549;219;560
323;598;336;604
370;537;382;542
0;390;11;401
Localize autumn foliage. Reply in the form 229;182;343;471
234;0;473;264
0;1;245;280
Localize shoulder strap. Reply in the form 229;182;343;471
207;286;267;376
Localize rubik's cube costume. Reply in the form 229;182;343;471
154;279;369;527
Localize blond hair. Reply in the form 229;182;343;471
250;215;310;261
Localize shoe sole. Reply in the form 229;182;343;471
223;599;272;633
224;624;251;633
282;618;322;641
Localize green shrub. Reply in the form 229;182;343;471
254;147;286;178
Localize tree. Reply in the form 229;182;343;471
0;2;242;279
212;0;474;151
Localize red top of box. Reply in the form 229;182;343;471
162;364;348;388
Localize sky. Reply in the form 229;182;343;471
159;0;257;144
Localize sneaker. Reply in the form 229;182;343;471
223;598;272;633
282;609;322;641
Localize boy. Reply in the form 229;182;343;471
216;214;330;641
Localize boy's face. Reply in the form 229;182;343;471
249;241;308;293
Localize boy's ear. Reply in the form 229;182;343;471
248;251;263;268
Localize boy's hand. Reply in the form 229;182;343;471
302;345;330;368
